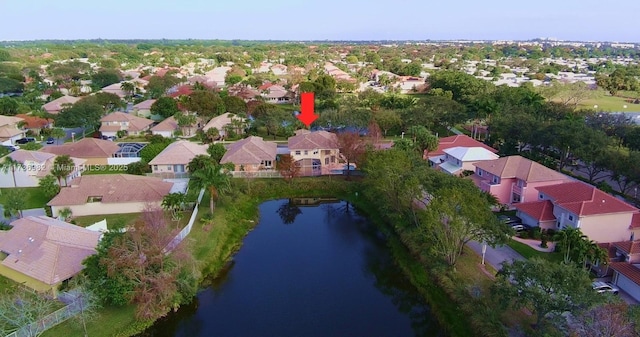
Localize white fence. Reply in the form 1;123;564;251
231;171;282;178
164;188;205;252
107;157;141;165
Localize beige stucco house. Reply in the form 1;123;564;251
220;136;277;172
99;112;154;138
0;115;26;146
288;130;339;175
0;216;101;297
202;113;247;139
42;95;80;114
132;99;156;118
41;138;120;165
0;150;85;187
48;174;174;217
148;140;208;177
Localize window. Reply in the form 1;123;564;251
492;176;499;184
304;150;308;155
517;179;524;187
568;215;574;221
539;194;544;200
313;150;318;154
153;165;158;171
167;165;172;171
477;169;483;176
87;196;103;203
261;160;272;167
295;151;301;155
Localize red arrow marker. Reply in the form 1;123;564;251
297;92;318;128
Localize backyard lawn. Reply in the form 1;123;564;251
0;187;49;209
507;239;563;263
577;94;640;112
72;213;141;229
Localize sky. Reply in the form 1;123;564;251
1;0;639;42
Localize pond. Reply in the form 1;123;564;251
139;199;444;337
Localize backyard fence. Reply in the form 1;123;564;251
231;171;283;178
5;298;82;337
164;188;205;253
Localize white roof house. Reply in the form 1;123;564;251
437;146;500;175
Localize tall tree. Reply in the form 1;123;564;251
162;192;187;223
336;131;366;180
50;127;67;145
150;97;179;119
39;174;60;198
276;154;300;184
0;289;57;337
3;189;26;218
570;302;638;337
0;156;21;187
207;143;227;164
421;184;510;267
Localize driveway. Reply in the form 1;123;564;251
467;240;526;272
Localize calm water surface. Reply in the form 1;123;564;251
139;199;444;337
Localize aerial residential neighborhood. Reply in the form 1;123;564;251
1;30;640;337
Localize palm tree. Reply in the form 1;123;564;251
553;227;589;265
51;155;75;186
120;82;135;98
189;162;233;214
0;157;22;187
162;192;187;222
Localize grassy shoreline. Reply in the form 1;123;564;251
46;177;484;336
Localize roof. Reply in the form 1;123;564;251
41;138;120;158
0;115;23;127
473;155;570;182
133;99;156;110
537;181;638;217
8;150;86;177
610;262;640;285
202;113;246;132
220;136;277;165
15;114;53;129
438;161;462;174
428;134;497;157
632;213;640;229
443;146;500;161
613;240;640;255
100;112;154;132
515;200;556;221
148;140;208;165
48;174;173;206
0;216;100;285
42;95;80;113
597;242;618;259
288;130;338;150
151;116;179;132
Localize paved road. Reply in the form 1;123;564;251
467;240;526;272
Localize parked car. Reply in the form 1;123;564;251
592;281;619;294
46;137;55;144
15;137;36;144
511;224;526;232
1;145;18;152
498;215;522;224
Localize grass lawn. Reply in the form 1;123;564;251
43;304;140;337
0;187;49;209
0;274;17;293
72;213;141;229
576;94;640;112
508;239;563;263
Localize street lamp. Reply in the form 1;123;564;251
71;132;75;142
481;243;487;265
401;132;405;139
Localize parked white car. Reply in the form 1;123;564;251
592;281;620;294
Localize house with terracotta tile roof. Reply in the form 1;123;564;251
514;200;557;229
42;95;80;114
0;115;26;145
148;140;208;177
425;134;497;164
48;174;174;217
220;136;277;172
41;138;120;165
288;130;340;175
472;155;573;205
0;150;85;187
15;114;54;135
100;83;128;98
261;84;293;104
151;115;179;138
202;113;247;139
436;146;499;176
99;112;154;138
529;181;639;243
132;99;156;118
0;216;101;297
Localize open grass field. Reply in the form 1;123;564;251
577;94;640;112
